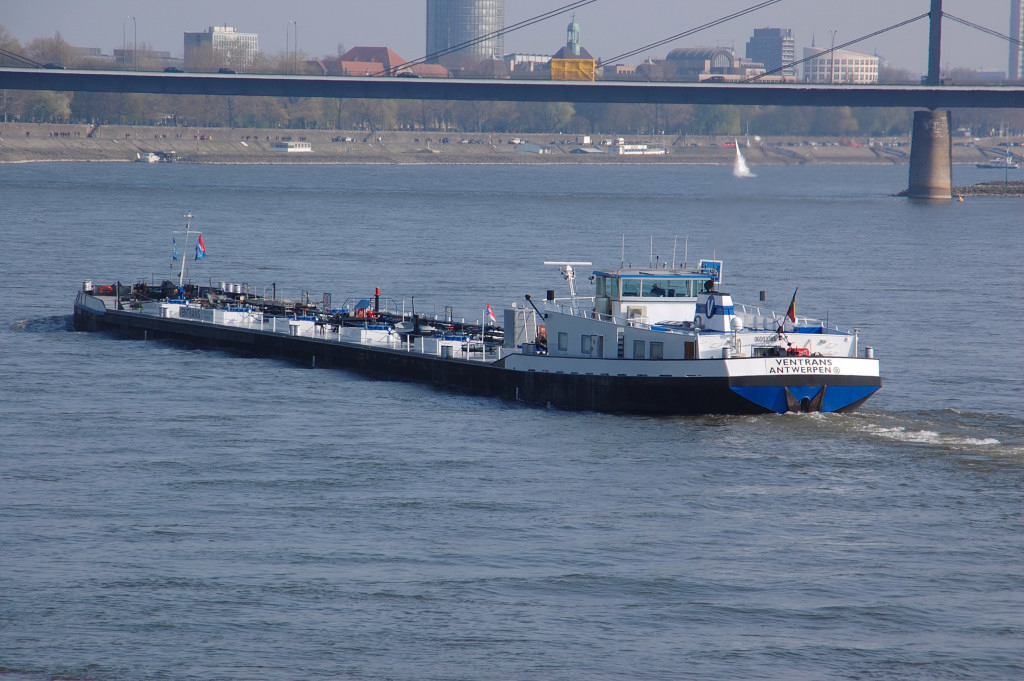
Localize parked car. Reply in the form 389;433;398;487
217;67;236;74
164;66;185;73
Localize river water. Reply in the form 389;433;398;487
1;160;1022;681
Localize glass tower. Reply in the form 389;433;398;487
1012;0;1024;80
426;0;504;65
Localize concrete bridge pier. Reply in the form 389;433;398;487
907;109;952;199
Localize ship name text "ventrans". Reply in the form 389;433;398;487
768;357;835;374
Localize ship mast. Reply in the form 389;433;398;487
544;261;592;312
177;212;195;290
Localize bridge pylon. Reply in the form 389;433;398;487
907;110;952;199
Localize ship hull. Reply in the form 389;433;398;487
74;292;881;415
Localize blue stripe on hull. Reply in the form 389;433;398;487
731;385;791;413
820;385;880;412
731;384;880;414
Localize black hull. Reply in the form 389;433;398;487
74;298;879;415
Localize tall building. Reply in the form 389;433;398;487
426;0;504;67
802;47;878;84
1012;0;1024;80
745;28;795;78
184;26;259;72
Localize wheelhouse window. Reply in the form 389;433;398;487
620;276;696;298
641;279;692;297
668;280;692;297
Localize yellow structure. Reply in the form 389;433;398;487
551;59;595;81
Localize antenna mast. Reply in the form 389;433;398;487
177;212;195;290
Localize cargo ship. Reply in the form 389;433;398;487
74;245;881;415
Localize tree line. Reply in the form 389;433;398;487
3;25;1023;138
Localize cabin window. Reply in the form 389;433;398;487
650;341;664;360
642;280;668;297
595;276;612;298
621;279;641;297
640;279;692;297
557;332;568;352
668;280;692;297
632;340;645;359
581;335;592;354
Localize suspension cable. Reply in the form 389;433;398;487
0;47;45;68
601;0;785;66
943;12;1023;47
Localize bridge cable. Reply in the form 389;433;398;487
943;13;1023;47
601;0;786;67
0;47;45;68
378;0;599;75
745;13;929;82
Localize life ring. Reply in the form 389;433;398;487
97;285;114;295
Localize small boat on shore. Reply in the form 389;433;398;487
976;154;1019;169
74;223;881;415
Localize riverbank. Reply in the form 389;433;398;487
0;121;992;166
3;123;1021;198
952;181;1024;197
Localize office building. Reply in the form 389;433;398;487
426;0;504;68
802;47;878;84
184;26;259;72
1012;0;1024;80
745;28;795;78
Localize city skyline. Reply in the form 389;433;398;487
2;0;1013;75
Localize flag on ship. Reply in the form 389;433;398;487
195;234;207;260
486;303;496;322
786;287;798;322
172;237;178;261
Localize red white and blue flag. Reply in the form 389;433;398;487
486;303;496;322
195;234;207;260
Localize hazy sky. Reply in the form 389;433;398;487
3;0;1013;75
